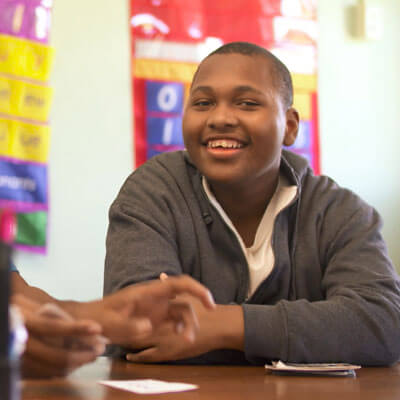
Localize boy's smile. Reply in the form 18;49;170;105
204;138;245;158
182;53;298;190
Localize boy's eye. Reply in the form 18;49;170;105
192;99;213;107
237;100;260;107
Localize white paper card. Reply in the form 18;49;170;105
99;379;198;394
265;361;361;376
266;360;361;372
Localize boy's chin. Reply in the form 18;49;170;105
203;170;251;188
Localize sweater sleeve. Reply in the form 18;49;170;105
104;162;185;296
243;191;400;366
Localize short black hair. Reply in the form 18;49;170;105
194;41;293;109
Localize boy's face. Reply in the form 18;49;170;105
182;53;298;188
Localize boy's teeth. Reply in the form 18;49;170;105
207;140;243;149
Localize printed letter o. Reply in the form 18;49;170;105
157;85;178;112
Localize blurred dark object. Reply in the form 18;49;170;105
0;209;19;400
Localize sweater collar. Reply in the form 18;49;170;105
184;149;305;225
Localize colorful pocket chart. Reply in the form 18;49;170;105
0;1;53;253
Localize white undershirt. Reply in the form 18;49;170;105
202;175;297;297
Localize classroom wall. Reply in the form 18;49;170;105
318;0;400;270
14;0;400;301
14;0;133;300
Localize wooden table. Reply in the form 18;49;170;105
21;357;400;400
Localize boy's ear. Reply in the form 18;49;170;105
283;107;299;147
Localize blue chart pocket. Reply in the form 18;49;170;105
146;81;184;114
147;116;183;146
0;160;47;204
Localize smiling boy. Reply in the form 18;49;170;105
104;42;400;365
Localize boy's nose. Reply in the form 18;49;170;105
207;105;238;130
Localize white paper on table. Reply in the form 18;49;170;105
265;360;361;376
99;379;198;394
266;360;361;372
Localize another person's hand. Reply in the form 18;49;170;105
12;294;106;378
72;275;215;347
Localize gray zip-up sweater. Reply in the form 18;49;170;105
104;150;400;366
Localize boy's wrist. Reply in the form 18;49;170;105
212;305;244;351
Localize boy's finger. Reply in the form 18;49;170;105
148;276;215;310
159;272;168;281
168;301;198;343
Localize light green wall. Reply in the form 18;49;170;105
318;0;400;270
14;0;400;301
